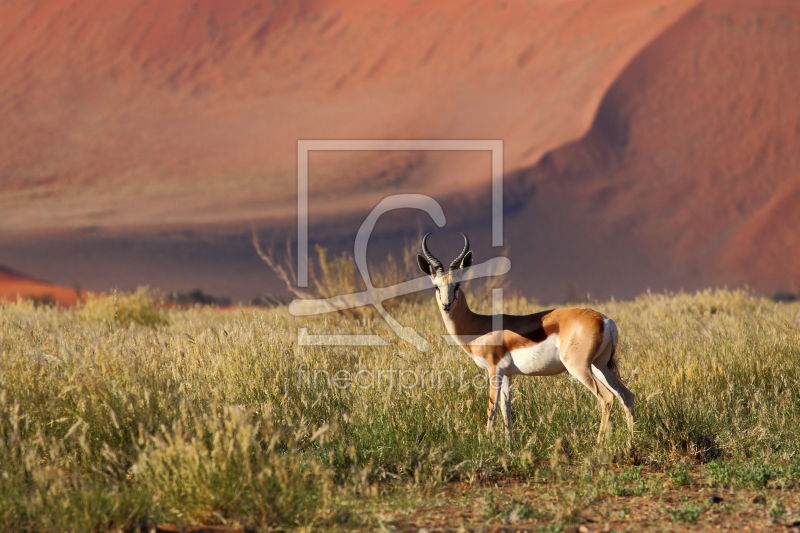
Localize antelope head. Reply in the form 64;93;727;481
417;232;473;312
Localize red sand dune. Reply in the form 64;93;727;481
0;0;798;299
514;0;800;294
0;265;84;306
0;0;697;232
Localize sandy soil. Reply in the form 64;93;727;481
382;480;800;532
129;477;800;532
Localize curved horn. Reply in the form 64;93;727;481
449;232;470;270
421;233;444;273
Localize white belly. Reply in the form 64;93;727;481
506;333;565;376
467;352;489;370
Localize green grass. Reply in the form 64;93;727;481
705;459;797;489
665;498;706;524
604;466;647;497
666;463;691;487
1;288;799;531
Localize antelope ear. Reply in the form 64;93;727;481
460;250;473;269
417;255;434;276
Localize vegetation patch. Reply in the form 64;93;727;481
0;288;799;530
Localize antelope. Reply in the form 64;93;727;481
417;233;634;443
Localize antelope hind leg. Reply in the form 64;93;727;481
592;365;635;440
499;374;513;441
563;363;614;444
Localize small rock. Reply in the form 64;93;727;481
708;495;724;504
578;525;590;533
751;495;767;505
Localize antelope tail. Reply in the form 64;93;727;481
607;320;621;380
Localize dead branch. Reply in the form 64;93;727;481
252;228;316;300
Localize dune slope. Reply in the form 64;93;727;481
0;0;696;232
512;0;800;295
1;0;798;299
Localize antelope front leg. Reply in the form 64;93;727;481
486;365;505;435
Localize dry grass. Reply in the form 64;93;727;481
1;287;799;531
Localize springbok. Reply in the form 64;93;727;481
417;233;634;443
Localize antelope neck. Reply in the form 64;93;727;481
440;291;491;342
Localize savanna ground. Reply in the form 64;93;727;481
2;281;800;532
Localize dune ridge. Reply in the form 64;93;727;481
1;0;798;299
511;0;800;294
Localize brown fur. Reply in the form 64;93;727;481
420;243;633;442
439;288;634;443
449;301;606;366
